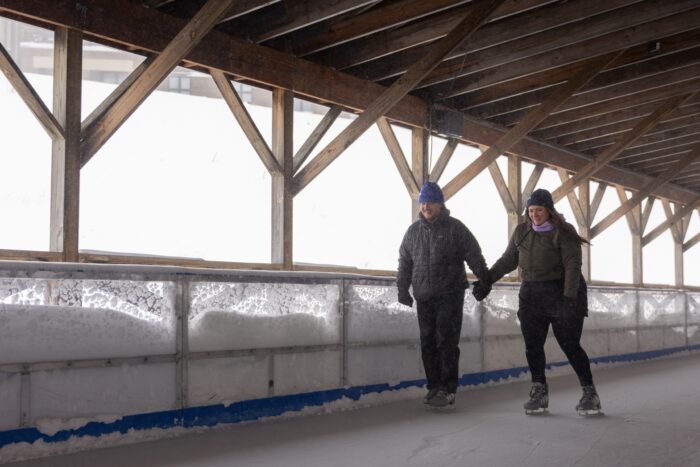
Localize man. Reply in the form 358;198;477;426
397;181;491;408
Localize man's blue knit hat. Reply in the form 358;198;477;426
418;181;444;204
526;188;555;212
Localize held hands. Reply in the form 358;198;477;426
398;290;414;307
471;279;492;302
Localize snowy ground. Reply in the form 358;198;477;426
6;352;700;467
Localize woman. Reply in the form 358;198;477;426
473;188;601;416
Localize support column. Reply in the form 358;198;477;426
50;28;82;262
412;127;429;221
271;89;293;269
507;155;521;238
631;203;643;286
579;181;591;282
674;241;684;287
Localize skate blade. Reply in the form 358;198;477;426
425;403;456;411
525;408;548;415
577;409;604;417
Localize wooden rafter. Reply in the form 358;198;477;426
0;41;64;139
591;143;700;239
557;169;586;227
292;0;504;196
80;0;239;165
662;199;683;243
683;231;700;252
429;138;458;183
644;196;700;247
376;118;420;197
552;93;696;203
293;105;342;173
442;51;621;200
614;186;641;235
428;4;700;99
640;196;655;234
2;0;698;205
211;70;281;174
487;160;517;213
589;182;607;222
81;55;155;145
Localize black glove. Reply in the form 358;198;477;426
561;296;577;318
471;280;492;302
398;290;414;307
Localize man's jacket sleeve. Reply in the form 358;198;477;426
489;225;521;282
397;231;413;293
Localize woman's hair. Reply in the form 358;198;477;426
526;208;591;244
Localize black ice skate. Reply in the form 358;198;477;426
524;382;548;415
426;390;456;410
422;388;439;405
576;385;602;416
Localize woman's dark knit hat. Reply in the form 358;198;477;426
526;188;556;212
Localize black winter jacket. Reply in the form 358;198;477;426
397;207;489;302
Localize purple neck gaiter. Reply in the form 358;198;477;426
532;220;555;232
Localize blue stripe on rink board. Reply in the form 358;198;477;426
2;344;699;449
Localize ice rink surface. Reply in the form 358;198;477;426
7;352;700;467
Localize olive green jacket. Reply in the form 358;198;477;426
489;221;582;298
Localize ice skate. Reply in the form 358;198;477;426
576;385;603;416
524;382;548;415
426;390;456;410
422;388;439;405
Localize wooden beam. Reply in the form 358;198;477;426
507;155;522;237
429;138;458;183
614;185;640;235
292;0;504;195
293;105;342;173
557;168;586;227
683;231;700;252
80;0;239;164
293;0;471;56
80;55;155;142
50;28;82;262
0;41;63;139
640;196;655;234
591;144;700;238
631;202;643;286
644;196;700;247
488;160;517;213
662;199;683;243
428;4;700;98
578;180;591;279
2;0;697;206
271;89;294;270
248;0;379;43
589;182;607;222
551;93;695;203
211;71;281;174
376;118;420;197
442;51;621;200
412;126;429;220
521;163;544;210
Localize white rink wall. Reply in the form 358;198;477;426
0;260;699;461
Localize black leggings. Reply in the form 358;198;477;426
519;281;593;386
417;290;465;393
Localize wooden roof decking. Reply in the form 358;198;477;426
2;0;700;202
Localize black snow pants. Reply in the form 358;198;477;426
519;280;593;386
417;289;465;394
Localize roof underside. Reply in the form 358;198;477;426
3;0;700;201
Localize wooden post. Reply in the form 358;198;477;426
579;180;591;282
412;127;429;221
507;155;522;238
50;28;82;262
631;202;643;286
271;89;294;269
